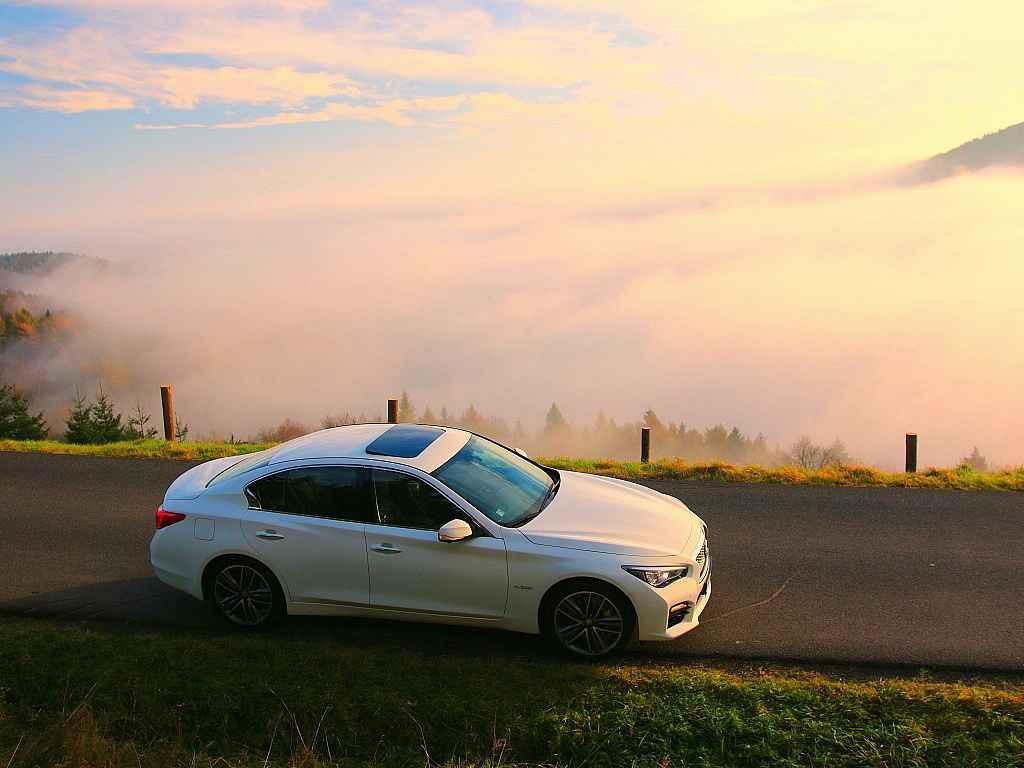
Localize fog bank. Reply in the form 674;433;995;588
3;170;1023;468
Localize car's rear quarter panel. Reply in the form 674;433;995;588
151;491;253;601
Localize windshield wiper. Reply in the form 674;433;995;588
540;474;561;511
514;474;560;527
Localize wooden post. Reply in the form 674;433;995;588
160;385;177;443
387;399;399;424
905;433;917;473
641;427;651;463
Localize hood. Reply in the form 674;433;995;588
164;455;249;500
521;471;701;556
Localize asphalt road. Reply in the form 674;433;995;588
2;451;1023;669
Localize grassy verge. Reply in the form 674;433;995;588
544;457;1024;491
0;438;271;462
4;438;1024;490
0;616;1021;768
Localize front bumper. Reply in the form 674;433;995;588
633;556;713;641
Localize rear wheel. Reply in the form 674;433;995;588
541;581;634;658
207;559;283;628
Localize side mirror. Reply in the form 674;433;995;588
438;518;473;543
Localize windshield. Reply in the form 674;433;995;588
432;436;556;527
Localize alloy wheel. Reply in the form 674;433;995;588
213;564;274;626
553;590;625;656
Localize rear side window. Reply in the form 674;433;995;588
246;467;374;523
372;469;464;531
245;473;285;511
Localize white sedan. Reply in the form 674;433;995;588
151;424;711;657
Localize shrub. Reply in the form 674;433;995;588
255;418;308;443
125;403;158;440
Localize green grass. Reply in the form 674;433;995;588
0;437;272;461
3;438;1024;490
543;457;1024;491
0;616;1021;767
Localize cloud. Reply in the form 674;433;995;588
1;84;134;112
155;66;358;109
133;92;529;130
0;0;660;120
9;0;327;8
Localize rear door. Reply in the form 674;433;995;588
241;466;373;606
365;469;508;618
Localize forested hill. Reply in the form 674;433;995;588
0;290;71;346
0;252;82;347
0;252;84;275
913;121;1024;183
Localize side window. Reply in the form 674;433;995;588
246;473;286;511
286;467;373;522
245;467;373;523
372;470;464;531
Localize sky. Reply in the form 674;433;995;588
2;0;1023;467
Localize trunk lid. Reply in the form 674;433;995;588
164;455;251;500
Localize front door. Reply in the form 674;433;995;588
241;465;373;606
366;469;508;618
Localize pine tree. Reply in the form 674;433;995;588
544;403;567;433
398;390;416;423
0;382;48;439
64;388;95;444
643;409;667;437
421;405;437;424
89;386;127;443
126;402;158;440
461;404;484;432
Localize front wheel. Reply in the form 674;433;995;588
209;559;283;629
541;581;635;658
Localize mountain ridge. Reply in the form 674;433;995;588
913;121;1024;183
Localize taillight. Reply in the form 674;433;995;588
155;504;186;530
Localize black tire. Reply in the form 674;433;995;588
205;557;285;629
540;580;635;658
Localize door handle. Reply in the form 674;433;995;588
371;544;402;554
256;530;285;541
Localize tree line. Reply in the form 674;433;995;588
0;380;995;471
0;251;81;275
0;380;188;443
312;392;835;467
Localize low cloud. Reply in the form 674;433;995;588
5;169;1023;468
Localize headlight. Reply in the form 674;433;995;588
622;565;689;588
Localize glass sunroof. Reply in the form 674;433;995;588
365;425;445;458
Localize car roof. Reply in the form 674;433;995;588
265;423;471;473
